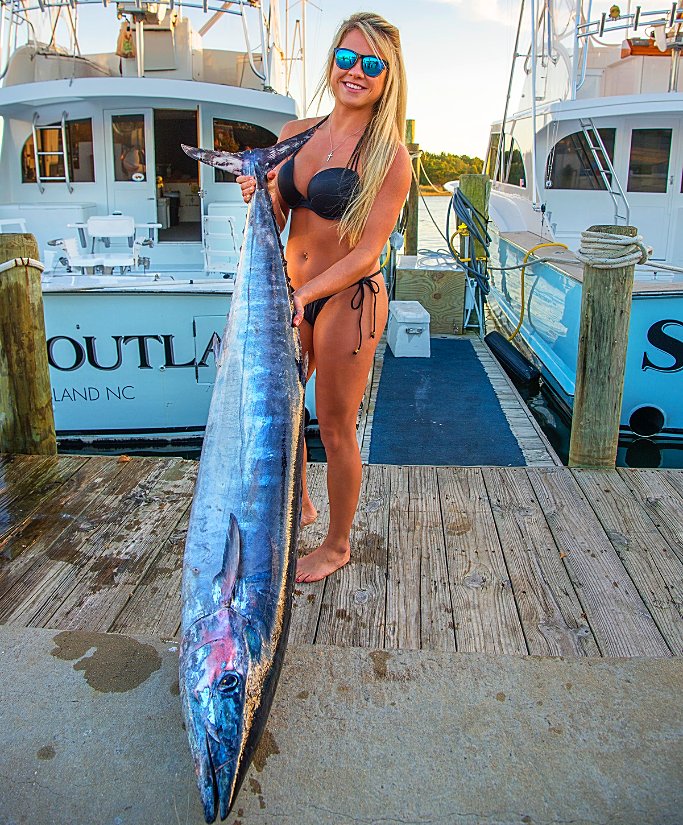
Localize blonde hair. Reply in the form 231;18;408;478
315;12;407;247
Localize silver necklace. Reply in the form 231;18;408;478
326;120;365;163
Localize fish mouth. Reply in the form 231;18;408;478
201;731;220;823
201;727;240;822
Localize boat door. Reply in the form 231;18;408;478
196;106;280;243
622;117;681;261
104;109;157;224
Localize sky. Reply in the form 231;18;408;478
64;0;524;156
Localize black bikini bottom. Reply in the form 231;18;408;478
302;270;382;354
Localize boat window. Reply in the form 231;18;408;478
112;114;147;181
505;137;526;188
212;119;277;182
483;132;525;187
484;133;500;179
546;128;616;190
627;129;671;193
22;119;95;184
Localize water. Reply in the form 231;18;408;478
417;195;453;254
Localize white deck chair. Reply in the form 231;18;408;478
86;215;146;273
51;237;104;274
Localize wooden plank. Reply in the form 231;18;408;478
617;469;683;565
437;467;527;654
289;463;328;645
109;504;191;638
482;467;600;656
0;457;181;627
316;464;389;648
0;455;88;541
395;258;465;335
39;458;197;632
414;465;455;651
0;456;130;598
385;464;420;649
573;469;683;655
659;470;683;501
527;467;671;657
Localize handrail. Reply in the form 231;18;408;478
31;113;45;194
577;3;680;39
579;117;630;225
60;111;74;194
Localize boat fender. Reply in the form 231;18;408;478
484;330;540;386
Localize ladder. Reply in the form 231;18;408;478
579;118;629;225
32;112;73;194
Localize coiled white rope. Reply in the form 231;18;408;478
0;257;45;274
574;230;650;269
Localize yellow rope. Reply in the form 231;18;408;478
508;242;568;341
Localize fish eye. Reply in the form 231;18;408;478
217;672;241;695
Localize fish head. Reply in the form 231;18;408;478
180;607;263;822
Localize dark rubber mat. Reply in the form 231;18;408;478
368;338;525;466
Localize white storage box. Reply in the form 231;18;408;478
387;300;430;357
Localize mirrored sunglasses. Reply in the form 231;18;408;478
334;47;387;78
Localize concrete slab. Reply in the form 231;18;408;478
0;626;681;825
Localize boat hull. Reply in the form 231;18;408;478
488;228;683;440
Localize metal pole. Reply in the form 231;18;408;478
530;0;539;207
571;0;581;98
494;0;526;183
301;0;307;114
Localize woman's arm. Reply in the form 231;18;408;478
291;144;412;326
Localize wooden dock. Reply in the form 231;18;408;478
1;453;681;657
357;334;560;466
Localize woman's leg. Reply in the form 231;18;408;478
296;276;388;583
299;319;317;527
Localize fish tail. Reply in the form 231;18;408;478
182;120;322;183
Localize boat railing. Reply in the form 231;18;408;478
0;0;307;98
577;3;682;40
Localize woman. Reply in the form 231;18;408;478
237;12;411;583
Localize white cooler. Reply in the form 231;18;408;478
387;300;430;357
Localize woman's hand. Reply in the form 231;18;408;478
292;290;305;328
236;174;256;204
235;170;277;204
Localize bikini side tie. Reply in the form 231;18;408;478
350;271;381;355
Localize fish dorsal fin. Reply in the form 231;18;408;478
212;513;241;606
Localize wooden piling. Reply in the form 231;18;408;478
457;174;491;260
568;224;637;469
405;119;419;256
0;234;56;455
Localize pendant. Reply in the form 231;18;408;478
326;151;333;162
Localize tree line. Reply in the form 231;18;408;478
420;151;484;189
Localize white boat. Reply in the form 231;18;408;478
483;0;683;441
0;0;315;448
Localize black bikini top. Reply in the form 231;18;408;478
278;115;364;221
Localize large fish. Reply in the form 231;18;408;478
179;124;318;822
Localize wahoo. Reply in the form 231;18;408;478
179;125;318;822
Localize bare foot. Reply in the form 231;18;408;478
300;502;318;528
296;539;350;583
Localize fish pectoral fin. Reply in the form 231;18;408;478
212;513;241;605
